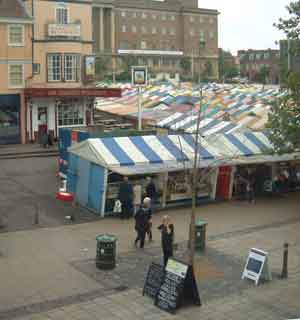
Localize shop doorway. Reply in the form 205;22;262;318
37;107;48;143
0;94;21;144
216;166;232;200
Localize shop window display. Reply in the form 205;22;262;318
58;99;84;126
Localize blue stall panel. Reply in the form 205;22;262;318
67;154;78;193
76;158;90;208
88;164;105;214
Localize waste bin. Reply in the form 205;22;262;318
96;234;117;270
195;219;207;252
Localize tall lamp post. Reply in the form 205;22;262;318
189;38;206;267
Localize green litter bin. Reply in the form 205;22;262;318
96;234;117;270
195;219;207;252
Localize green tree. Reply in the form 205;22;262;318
256;65;270;88
180;57;191;74
219;49;239;81
267;0;300;153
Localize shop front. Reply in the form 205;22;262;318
0;94;21;144
24;88;121;143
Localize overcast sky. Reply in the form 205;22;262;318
198;0;291;54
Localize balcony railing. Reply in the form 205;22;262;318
47;23;81;38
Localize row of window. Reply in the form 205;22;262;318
120;10;215;24
240;52;279;61
121;25;176;35
243;63;272;71
117;57;181;68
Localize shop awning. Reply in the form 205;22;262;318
68;132;300;175
24;87;121;98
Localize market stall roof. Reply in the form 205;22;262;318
68;132;300;175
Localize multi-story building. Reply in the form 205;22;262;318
92;0;219;80
280;39;300;85
238;49;280;84
0;0;33;144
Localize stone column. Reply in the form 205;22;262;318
99;7;104;51
111;9;116;82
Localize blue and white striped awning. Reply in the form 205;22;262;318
66;131;299;176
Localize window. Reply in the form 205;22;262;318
142;26;147;34
47;54;61;81
170;28;175;36
152;26;157;34
190;16;194;22
64;54;78;81
209;31;214;39
249;53;255;61
120;40;129;49
264;52;270;59
152;13;157;20
132;25;137;33
58;100;84;126
141;40;147;49
9;64;23;87
122;25;126;32
142;12;147;19
199;31;205;47
33;63;40;74
199;16;204;23
121;11;126;17
209;17;214;24
8;24;24;46
56;6;68;24
162;27;166;35
190;29;194;36
132;12;137;18
162;14;166;21
256;53;261;60
170;15;175;21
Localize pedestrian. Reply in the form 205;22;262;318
246;177;255;204
133;183;142;215
143;197;153;242
118;176;133;219
158;215;174;267
145;177;157;213
134;200;149;249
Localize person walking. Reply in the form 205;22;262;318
145;177;157;213
143;197;153;242
246;175;255;204
118;176;133;219
134;201;149;249
158;215;174;267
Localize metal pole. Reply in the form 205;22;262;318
281;242;289;279
138;86;142;131
287;39;291;73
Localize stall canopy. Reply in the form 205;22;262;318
68;132;300;176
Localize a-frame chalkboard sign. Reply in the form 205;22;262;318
143;262;165;299
154;258;201;314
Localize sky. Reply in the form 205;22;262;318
198;0;291;54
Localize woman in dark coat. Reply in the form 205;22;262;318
118;176;133;219
158;215;174;267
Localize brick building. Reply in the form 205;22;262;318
238;49;280;84
92;0;219;80
280;39;300;85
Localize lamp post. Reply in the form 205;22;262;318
189;38;206;266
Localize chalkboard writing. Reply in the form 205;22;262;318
143;263;164;299
246;258;263;274
155;259;201;314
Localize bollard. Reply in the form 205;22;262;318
34;204;40;225
281;243;289;279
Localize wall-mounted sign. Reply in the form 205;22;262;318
48;23;81;37
84;56;96;82
132;66;148;86
242;248;272;285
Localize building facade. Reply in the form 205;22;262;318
92;0;219;80
0;0;33;144
238;49;280;84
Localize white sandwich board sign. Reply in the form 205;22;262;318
242;248;272;285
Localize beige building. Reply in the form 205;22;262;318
0;0;33;144
23;0;97;142
92;0;219;80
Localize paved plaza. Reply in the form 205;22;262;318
0;158;299;319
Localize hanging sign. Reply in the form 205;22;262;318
242;248;272;285
154;259;201;314
132;66;148;86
